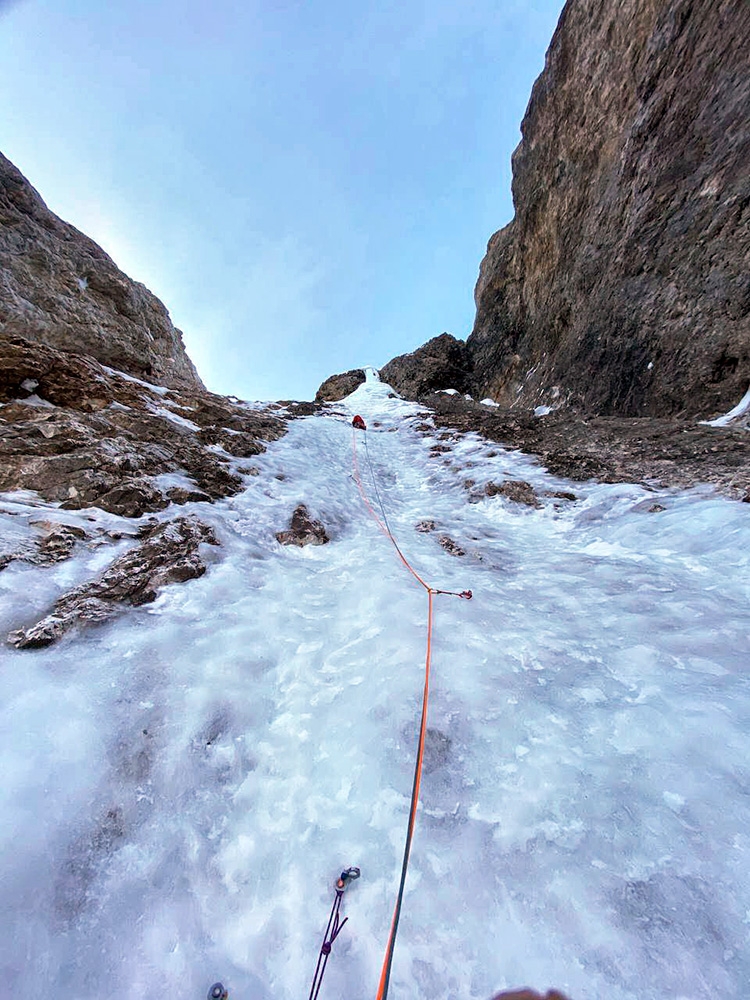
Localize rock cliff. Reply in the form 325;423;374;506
0;151;300;639
469;0;750;418
0;151;201;389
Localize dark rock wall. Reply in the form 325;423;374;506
469;0;750;417
0;151;202;390
380;333;473;398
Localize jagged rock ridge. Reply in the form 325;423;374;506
468;0;749;418
0;151;201;390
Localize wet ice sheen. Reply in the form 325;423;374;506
1;373;749;1000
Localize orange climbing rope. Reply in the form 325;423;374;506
350;415;471;1000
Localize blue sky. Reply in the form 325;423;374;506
0;0;564;400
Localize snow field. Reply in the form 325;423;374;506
0;373;749;999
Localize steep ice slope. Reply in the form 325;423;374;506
1;373;749;1000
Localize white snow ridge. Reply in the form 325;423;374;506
1;376;749;1000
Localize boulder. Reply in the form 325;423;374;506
315;369;366;402
380;334;473;400
275;504;330;547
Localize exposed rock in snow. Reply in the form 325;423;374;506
0;520;88;571
275;503;330;547
485;480;543;509
425;392;750;500
415;519;436;533
8;515;219;648
437;534;466;557
0;336;286;515
87;478;171;518
542;490;578;503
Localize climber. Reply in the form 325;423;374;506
352;414;367;430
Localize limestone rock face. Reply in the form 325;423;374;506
315;369;366;402
380;333;473;398
0;151;201;390
469;0;750;418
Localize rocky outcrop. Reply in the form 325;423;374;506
8;515;219;648
468;0;750;418
315;369;366;402
380;333;473;398
275;504;330;546
0;151;201;389
0;335;286;516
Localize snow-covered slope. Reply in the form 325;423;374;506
1;373;749;1000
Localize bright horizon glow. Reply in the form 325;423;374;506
0;0;565;400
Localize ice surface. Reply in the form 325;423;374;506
148;405;202;432
0;377;749;1000
101;365;171;395
702;385;750;427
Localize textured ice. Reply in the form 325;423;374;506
148;405;202;431
0;375;749;1000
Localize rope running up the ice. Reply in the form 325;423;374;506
350;417;471;1000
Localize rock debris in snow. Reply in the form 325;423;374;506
485;480;543;508
8;515;219;648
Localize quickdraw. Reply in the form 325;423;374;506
308;867;361;1000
